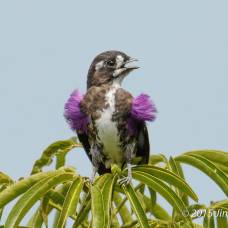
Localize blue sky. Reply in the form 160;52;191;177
0;0;227;223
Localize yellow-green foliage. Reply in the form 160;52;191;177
0;138;227;228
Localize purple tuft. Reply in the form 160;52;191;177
131;93;157;121
64;90;89;133
127;94;157;135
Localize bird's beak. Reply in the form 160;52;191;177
123;58;139;70
113;58;139;78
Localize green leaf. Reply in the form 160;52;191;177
193;224;204;228
48;201;77;221
31;137;80;174
210;200;228;225
0;226;32;228
73;193;91;227
55;151;67;169
175;154;228;196
142;195;171;220
28;183;76;228
110;205;120;228
148;188;156;208
211;199;228;211
211;198;228;227
0;208;3;222
169;157;189;206
26;207;43;228
203;209;215;228
98;174;117;227
87;174;118;227
0;172;13;185
57;177;84;228
113;184;143;213
40;194;50;227
136;190;147;212
131;165;198;202
193;154;228;186
187;204;206;219
121;220;138;228
132;171;192;225
149;154;167;165
216;213;228;227
48;190;66;207
0;167;74;209
113;192;132;224
51;183;72;227
4;171;74;228
91;185;105;228
122;184;150;228
183;150;228;173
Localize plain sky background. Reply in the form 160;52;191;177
0;0;227;224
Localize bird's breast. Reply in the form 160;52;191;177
95;84;123;167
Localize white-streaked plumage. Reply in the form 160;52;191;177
95;81;123;168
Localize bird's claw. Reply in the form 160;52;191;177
89;177;95;184
118;175;132;186
118;162;133;186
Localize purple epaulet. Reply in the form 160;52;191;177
131;93;157;122
64;90;89;133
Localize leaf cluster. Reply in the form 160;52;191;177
0;138;227;227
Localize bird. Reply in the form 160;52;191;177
64;50;157;184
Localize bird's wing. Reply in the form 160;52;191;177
129;93;157;164
114;89;157;165
64;89;91;162
64;89;110;174
77;132;110;174
135;121;150;164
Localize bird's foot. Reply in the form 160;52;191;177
118;163;132;185
90;166;97;184
90;177;95;184
118;175;132;185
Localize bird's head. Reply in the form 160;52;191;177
87;50;139;89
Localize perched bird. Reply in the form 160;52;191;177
64;50;157;184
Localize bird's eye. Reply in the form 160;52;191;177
106;60;115;67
